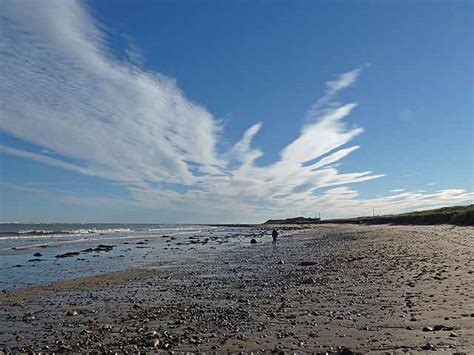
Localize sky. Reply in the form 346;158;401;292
0;0;473;223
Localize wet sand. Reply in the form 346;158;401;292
1;224;473;353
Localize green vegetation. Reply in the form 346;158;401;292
264;217;321;224
264;204;474;226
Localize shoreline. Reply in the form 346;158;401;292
1;224;473;353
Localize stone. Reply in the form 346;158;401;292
421;343;436;351
56;252;80;258
22;314;35;323
94;244;114;252
65;309;78;316
298;261;317;266
302;277;315;285
149;338;160;348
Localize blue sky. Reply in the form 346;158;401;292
0;0;473;223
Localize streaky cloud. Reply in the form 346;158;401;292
0;1;472;222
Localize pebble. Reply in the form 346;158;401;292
65;309;78;316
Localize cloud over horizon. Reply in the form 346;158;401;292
0;0;472;222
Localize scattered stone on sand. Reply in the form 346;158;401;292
1;224;472;353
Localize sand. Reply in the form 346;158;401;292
0;224;473;353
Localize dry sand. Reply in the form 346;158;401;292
1;224;473;353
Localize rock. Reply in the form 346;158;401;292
27;258;44;262
22;314;35;323
423;324;453;332
449;332;460;337
339;348;354;355
33;252;42;257
189;336;202;344
250;238;257;244
406;326;414;330
302;277;315;285
149;338;160;348
421;343;436;351
93;244;114;252
65;309;78;316
298;261;317;266
56;252;80;258
278;260;284;264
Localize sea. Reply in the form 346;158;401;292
0;223;272;289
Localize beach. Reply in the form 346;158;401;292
1;224;473;353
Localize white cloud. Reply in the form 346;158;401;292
306;68;361;119
1;0;220;186
230;122;263;165
326;69;361;94
0;0;472;222
123;34;146;66
389;188;405;193
0;145;91;176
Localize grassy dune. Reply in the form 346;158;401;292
265;204;474;226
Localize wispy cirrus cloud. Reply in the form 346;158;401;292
0;0;472;222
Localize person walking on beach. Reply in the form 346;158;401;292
272;228;278;244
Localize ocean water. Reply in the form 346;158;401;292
0;223;272;289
